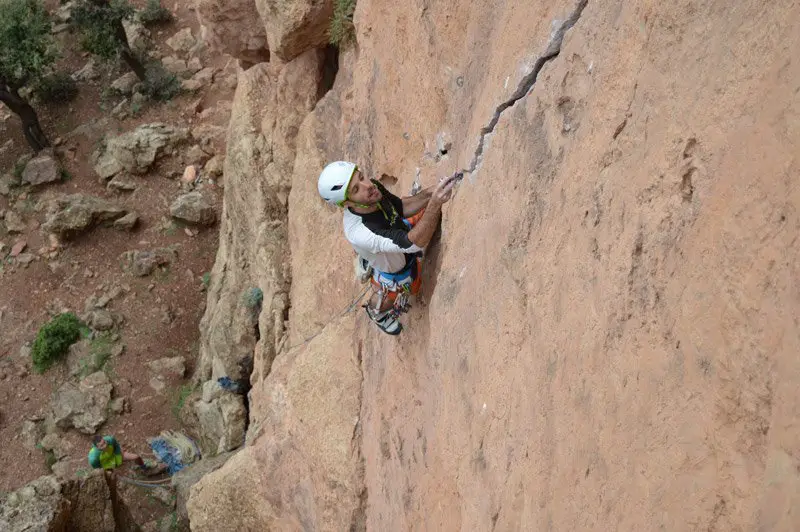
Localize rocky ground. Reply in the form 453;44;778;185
0;0;236;528
4;0;800;531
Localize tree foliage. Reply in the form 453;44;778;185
329;0;356;47
0;0;54;150
0;0;56;90
72;0;135;61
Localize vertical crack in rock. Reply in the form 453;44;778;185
463;0;589;174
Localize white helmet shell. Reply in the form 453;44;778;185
318;161;357;206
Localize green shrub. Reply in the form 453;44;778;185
170;384;194;418
140;62;181;101
12;160;26;180
329;0;356;46
201;272;211;289
139;0;173;26
31;313;83;374
34;72;78;104
44;449;57;471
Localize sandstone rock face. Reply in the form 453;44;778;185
93;123;190;177
0;476;68;531
0;473;127;532
187;318;363;531
195;0;270;65
255;0;333;61
195;50;324;388
42;194;127;238
59;472;116;532
171;451;235;530
190;0;800;531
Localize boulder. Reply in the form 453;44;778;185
255;0;334;61
0;476;68;532
10;240;26;257
98;123;190;175
49;371;113;434
181;165;198;185
20;420;43;451
185;144;211;165
40;433;72;460
42;194;127;238
195;0;269;65
86;309;115;331
109;397;128;415
181;79;204;92
170;192;216;226
66;340;93;377
204;155;223;177
55;1;75;23
191;393;246;456
162;56;190;78
107;174;138;192
147;356;186;379
191;123;227;153
166;28;196;54
111;99;130;120
21;149;61;186
192;67;215;87
72;60;100;82
187;57;203;74
110;72;139;95
122;18;149;51
120;247;177;277
0;173;18;196
4;210;26;233
113;212;139;231
92;150;124;180
15;253;35;266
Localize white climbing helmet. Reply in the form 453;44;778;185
318;161;357;206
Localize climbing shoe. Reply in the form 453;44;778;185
364;306;402;335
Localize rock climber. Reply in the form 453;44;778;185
88;434;165;476
318;161;458;335
88;434;143;472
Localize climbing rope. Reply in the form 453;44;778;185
278;284;371;353
117;476;172;489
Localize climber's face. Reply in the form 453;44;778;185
345;169;382;206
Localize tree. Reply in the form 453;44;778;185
73;0;146;80
0;0;54;151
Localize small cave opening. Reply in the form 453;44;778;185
317;45;340;100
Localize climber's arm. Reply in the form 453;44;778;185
401;186;434;216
